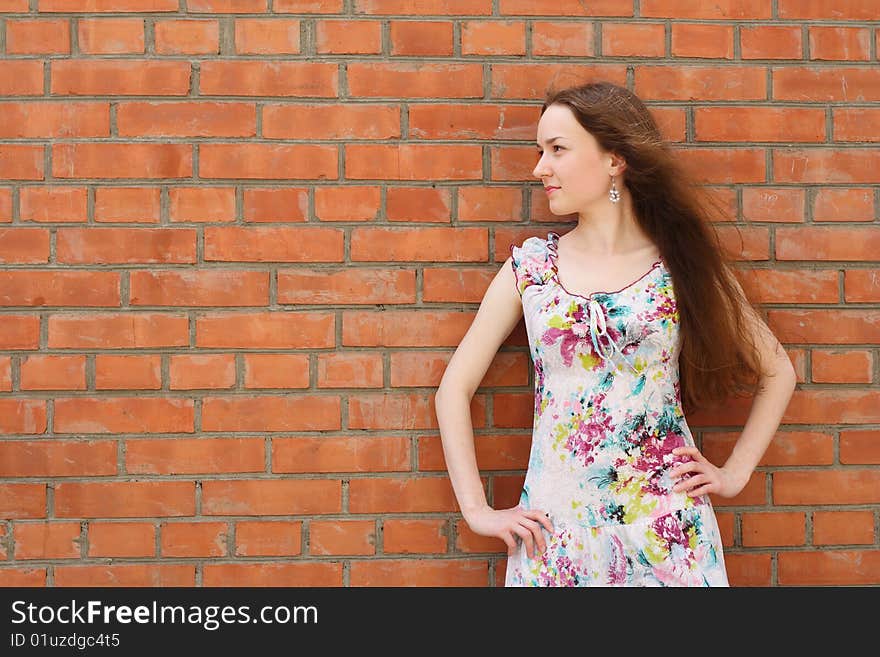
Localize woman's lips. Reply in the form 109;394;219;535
545;186;560;195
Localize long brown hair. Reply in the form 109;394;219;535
541;81;765;413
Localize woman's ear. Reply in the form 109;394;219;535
609;154;627;176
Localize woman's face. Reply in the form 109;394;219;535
533;103;618;216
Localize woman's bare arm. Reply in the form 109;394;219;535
434;255;523;521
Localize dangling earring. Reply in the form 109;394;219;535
609;175;621;203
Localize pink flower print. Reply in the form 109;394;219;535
607;534;629;585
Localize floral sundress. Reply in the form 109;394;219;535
504;231;729;587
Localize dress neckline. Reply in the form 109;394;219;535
546;231;664;301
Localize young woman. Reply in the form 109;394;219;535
434;81;797;587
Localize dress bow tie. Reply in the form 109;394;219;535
587;299;637;372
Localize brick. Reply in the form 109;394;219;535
277;0;342;11
315;186;381;221
409;104;536;140
235;18;300;54
202;395;341;432
199;143;336;179
390;20;453;56
316;20;382;55
187;0;265;11
774;470;880;505
770;309;879;345
118;102;255;138
395;350;523;387
278;268;416;306
778;550;880;586
844;270;880;302
51;60;190;95
203;563;341;586
309;520;375;555
161;521;227;557
195;313;335;349
458;187;522;221
774;67;880;102
0;102;110;138
702;431;833;467
241;353;309;388
272;436;410;473
0;145;44;180
0;61;43;96
0;399;47;434
812;511;874;546
634;66;766;100
126;437;264;475
678;150;766;185
383;519;446;553
54;565;195;587
813;187;875;221
169;187;235;222
14;522;81;559
235;521;302;556
419;434;531;471
242;188;309;222
0;568;46;586
641;0;770;19
840;430;880;465
724;552;772;587
462;20;525;56
0;271;119;307
316;352;385;388
357;0;490;15
94;187;161;223
6;19;70;54
0;231;49;264
491;63;626;99
53;397;194;434
348;144;482;180
199;61;337;97
421;266;495;303
455;519;508;553
169;354;236;390
779;0;878;20
56;227;196;264
694;107;824;142
201;479;341;515
204;226;344;262
53;143;192;179
48;313;188;348
348;392;483;430
348;63;483;98
264;104;399;139
0;484;46;519
55;481;196;518
88;522;155;557
811;350;872;383
671;23;734;59
740;26;802;60
20;187;86;223
602;23;665;57
776;227;880;260
154;19;219;55
835;108;880;143
809;26;871;61
734;268;838;304
130;270;269;307
741;512;805;547
351;227;486;262
78;18;145;54
95;354;161;390
0;440;116;476
531;21;592;57
40;0;178;10
386;187;451;221
349;477;460;513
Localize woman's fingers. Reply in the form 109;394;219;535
517;517;547;553
511;524;536;559
673;473;708;492
669;460;701;479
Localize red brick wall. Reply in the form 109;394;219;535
0;0;878;587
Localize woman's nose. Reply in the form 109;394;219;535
533;154;549;179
